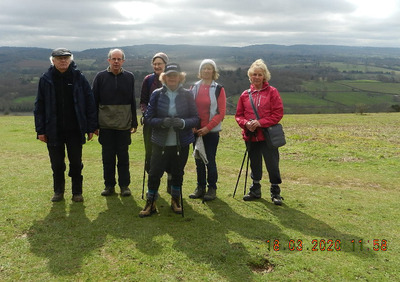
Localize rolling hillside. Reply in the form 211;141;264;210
1;44;399;114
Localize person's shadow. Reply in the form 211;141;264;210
128;196;289;281
253;198;378;257
28;195;143;277
32;193;346;280
28;201;102;276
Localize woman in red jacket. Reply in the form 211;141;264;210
235;59;284;205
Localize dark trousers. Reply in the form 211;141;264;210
143;123;152;173
246;141;281;185
148;143;189;194
47;132;83;195
195;132;220;189
99;129;131;188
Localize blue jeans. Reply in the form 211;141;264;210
195;132;220;189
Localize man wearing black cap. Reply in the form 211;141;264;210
34;48;97;202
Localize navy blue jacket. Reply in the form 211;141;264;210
34;63;97;145
145;85;199;147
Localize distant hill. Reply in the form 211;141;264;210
1;44;399;114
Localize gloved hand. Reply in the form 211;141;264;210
162;117;173;128
172;118;184;129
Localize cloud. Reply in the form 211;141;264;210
1;0;399;50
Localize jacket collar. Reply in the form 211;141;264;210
107;66;124;75
250;81;269;93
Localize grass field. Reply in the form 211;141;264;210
320;62;400;75
281;80;399;114
1;113;399;281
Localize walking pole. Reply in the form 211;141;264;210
233;149;247;198
175;127;184;218
141;114;146;200
141;163;146;199
244;150;250;195
180;186;184;218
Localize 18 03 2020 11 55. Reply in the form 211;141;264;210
266;239;388;252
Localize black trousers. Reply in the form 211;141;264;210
143;123;152;173
99;129;131;188
147;143;189;194
246;141;282;185
47;132;83;195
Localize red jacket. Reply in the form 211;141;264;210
235;82;283;142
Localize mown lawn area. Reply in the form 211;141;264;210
0;113;399;281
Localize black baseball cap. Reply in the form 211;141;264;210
164;63;181;74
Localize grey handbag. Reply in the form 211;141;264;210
248;91;286;148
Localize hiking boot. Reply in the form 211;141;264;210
101;186;115;196
120;186;131;197
51;193;64;202
243;183;261;201
271;194;283;205
72;194;84;202
139;200;157;218
243;192;261;201
189;186;206;199
203;188;216;202
171;197;182;214
270;185;284;206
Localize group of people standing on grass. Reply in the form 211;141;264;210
34;47;284;218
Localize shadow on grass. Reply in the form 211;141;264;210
29;192;371;280
28;200;98;276
129;196;289;280
28;195;140;276
28;194;287;280
258;199;377;257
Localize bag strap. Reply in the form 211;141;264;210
147;73;156;90
248;89;260;120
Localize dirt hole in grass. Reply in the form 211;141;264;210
248;258;275;274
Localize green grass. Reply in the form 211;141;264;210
1;114;399;281
320;62;400;75
280;80;399;114
338;81;400;94
13;96;36;103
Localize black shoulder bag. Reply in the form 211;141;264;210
248;90;286;149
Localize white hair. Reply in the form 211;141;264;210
49;54;74;65
108;48;125;60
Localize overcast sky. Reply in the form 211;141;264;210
1;0;399;51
